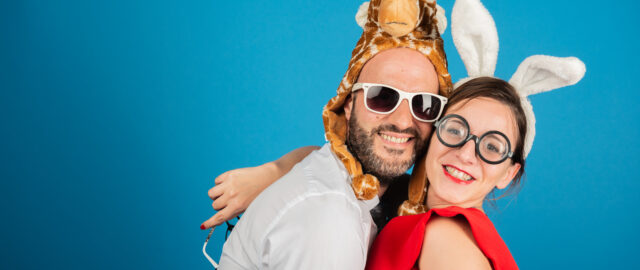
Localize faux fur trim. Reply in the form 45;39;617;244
355;2;370;28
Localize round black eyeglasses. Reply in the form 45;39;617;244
434;114;514;164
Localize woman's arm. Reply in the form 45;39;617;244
418;216;492;270
200;146;320;229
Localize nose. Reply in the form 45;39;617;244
386;99;414;131
456;139;477;164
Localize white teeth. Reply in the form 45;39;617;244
380;134;410;143
445;166;473;181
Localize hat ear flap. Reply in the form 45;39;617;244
509;55;586;97
398;154;428;216
451;0;499;78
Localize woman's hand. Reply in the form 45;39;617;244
200;163;279;230
200;146;320;230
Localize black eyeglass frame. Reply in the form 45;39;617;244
434;114;514;165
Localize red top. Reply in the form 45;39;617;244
365;206;518;270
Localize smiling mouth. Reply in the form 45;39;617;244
379;132;413;144
386;21;408;26
443;165;475;183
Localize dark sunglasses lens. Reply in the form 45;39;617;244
412;94;442;121
366;86;400;113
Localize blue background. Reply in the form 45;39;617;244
1;0;638;269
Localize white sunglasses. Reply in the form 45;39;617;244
352;82;448;122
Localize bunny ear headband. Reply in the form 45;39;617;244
399;0;586;216
452;0;586;158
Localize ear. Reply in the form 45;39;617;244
435;4;447;35
355;2;370;29
496;162;521;190
343;94;354;121
451;0;499;77
509;55;586;97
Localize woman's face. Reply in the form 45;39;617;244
425;97;522;209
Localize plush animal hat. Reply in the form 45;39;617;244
324;0;453;201
398;0;587;215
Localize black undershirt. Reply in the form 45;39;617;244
370;173;410;231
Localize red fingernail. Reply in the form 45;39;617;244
200;224;206;230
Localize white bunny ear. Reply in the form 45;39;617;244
511;55;586;158
509;55;586;97
451;0;499;78
435;4;447;34
355;2;370;29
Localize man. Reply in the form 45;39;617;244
212;1;452;268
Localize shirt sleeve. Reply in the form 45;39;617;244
261;193;368;270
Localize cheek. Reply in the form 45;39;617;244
354;99;374;118
481;164;511;186
352;103;380;128
425;136;445;178
417;124;433;140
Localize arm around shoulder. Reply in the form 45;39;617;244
418;215;492;270
202;146;320;229
272;146;321;176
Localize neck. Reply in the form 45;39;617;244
378;184;388;197
425;188;485;213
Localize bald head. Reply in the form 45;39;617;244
357;48;439;94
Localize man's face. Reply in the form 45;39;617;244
344;48;440;185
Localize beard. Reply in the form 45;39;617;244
346;111;427;186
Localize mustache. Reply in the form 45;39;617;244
371;124;420;138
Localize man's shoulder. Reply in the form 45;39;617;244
234;143;357;233
268;143;353;197
220;145;367;268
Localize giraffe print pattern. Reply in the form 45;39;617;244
322;0;453;201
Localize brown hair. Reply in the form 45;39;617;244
446;76;527;195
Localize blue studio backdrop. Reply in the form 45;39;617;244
2;0;639;269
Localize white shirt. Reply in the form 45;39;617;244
218;144;379;270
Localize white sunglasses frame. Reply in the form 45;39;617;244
351;82;448;123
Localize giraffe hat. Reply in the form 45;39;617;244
399;0;587;215
324;0;453;201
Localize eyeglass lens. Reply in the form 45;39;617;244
365;85;442;121
438;116;510;162
478;133;509;161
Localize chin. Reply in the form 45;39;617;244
383;149;412;160
431;178;474;205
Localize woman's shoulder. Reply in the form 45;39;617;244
366;207;518;270
419;214;492;270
